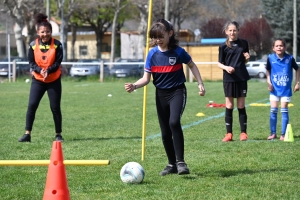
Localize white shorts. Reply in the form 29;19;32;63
270;95;291;102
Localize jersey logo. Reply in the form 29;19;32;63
169;57;176;65
272;74;289;86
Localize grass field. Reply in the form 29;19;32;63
0;77;299;200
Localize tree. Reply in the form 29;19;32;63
216;0;262;20
110;0;128;63
168;0;199;32
200;18;227;38
128;0;149;60
71;0;116;59
200;16;273;58
137;0;199;32
261;0;300;54
2;0;44;58
55;0;77;61
239;17;273;58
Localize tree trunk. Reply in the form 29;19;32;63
71;24;77;61
61;24;68;61
96;31;103;59
110;0;120;64
137;4;148;59
13;22;26;58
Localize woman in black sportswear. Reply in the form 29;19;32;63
18;13;64;142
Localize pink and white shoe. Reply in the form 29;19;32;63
267;134;276;140
279;135;285;141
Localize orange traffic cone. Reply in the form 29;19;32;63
43;141;70;200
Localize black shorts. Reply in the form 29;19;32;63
223;81;247;98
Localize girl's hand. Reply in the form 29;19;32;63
40;69;46;76
268;83;273;92
125;83;136;93
226;66;235;74
41;69;48;81
198;84;205;96
243;52;250;63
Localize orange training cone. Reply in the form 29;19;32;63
43;141;70;200
284;124;294;142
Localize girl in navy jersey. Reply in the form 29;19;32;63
217;21;250;142
125;19;205;176
266;38;299;140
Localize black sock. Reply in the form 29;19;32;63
225;108;233;133
238;107;247;133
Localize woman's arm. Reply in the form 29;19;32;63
28;44;42;74
47;40;63;74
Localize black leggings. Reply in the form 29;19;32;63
25;77;62;133
156;84;186;164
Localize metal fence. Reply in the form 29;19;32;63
1;61;300;83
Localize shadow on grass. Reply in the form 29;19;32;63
251;136;299;141
68;136;141;141
191;168;287;179
182;176;197;180
217;168;281;177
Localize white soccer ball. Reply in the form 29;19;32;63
120;162;145;184
25;79;30;83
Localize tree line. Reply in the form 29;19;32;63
0;0;299;61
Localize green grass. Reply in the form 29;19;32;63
0;77;300;200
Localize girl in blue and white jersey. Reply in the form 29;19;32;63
266;38;300;140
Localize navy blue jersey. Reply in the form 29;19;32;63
218;39;250;82
145;46;192;89
266;53;298;97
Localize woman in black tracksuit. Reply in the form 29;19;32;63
18;13;64;142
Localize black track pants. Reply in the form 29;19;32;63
156;84;186;164
25;77;62;133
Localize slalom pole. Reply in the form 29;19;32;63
141;0;153;161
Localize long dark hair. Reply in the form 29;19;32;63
149;19;178;50
35;13;52;32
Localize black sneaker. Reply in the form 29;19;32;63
18;134;31;142
159;164;178;176
55;135;64;142
177;162;190;175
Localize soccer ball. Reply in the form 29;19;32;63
120;162;145;184
25;79;30;83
